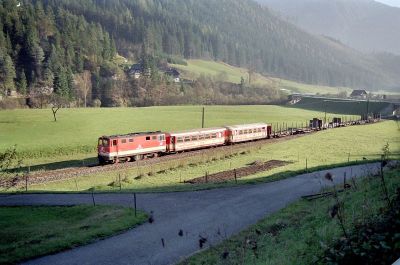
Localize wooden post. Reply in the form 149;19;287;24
25;174;28;192
202;107;205;128
134;193;137;217
119;174;122;191
234;169;237;184
75;179;79;191
205;172;208;183
91;189;96;207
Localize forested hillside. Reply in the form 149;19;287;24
1;0;399;108
0;0;116;103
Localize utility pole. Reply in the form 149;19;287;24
201;107;205;128
324;100;327;128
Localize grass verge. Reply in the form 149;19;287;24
182;165;400;265
0;205;147;264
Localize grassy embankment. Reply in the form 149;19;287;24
0;105;357;167
292;96;392;115
10;120;399;193
183;165;400;265
171;59;352;95
0;205;147;265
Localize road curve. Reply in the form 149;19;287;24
0;163;382;265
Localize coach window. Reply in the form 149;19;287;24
192;136;198;141
121;139;127;144
205;134;211;139
112;140;118;146
211;133;217;139
177;137;183;143
146;136;151;141
184;136;191;142
199;135;204;140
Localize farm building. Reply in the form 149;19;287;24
164;68;181;83
350;89;368;99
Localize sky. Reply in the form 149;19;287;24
375;0;400;7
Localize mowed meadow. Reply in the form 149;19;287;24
0;105;359;164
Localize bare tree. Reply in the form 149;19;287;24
50;93;69;122
74;70;92;107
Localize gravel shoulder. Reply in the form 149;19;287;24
0;163;382;265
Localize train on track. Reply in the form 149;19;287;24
97;123;272;164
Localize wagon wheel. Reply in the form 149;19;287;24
134;154;144;161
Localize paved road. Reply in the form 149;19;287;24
0;163;382;265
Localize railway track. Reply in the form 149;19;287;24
2;119;379;188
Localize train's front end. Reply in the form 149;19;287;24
98;137;112;164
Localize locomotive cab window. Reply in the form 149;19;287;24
146;136;151;141
112;140;118;146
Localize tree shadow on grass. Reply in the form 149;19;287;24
5;157;98;174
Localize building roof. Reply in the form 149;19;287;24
165;68;180;77
350;90;367;96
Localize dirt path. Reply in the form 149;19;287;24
0;163;382;265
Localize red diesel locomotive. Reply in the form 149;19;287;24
97;123;271;164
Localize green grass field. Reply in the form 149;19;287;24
0;205;147;264
183;165;400;264
171;59;351;95
19;121;399;193
0;106;358;164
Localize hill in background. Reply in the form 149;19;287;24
257;0;400;55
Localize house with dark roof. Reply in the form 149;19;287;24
164;68;181;83
128;63;151;79
350;89;368;99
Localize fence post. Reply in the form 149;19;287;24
234;169;237;184
119;174;122;191
91;189;96;207
25;174;28;192
134;193;137;217
205;172;208;183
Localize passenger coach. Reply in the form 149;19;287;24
166;127;226;152
225;123;271;144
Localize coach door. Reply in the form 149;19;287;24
171;136;176;152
